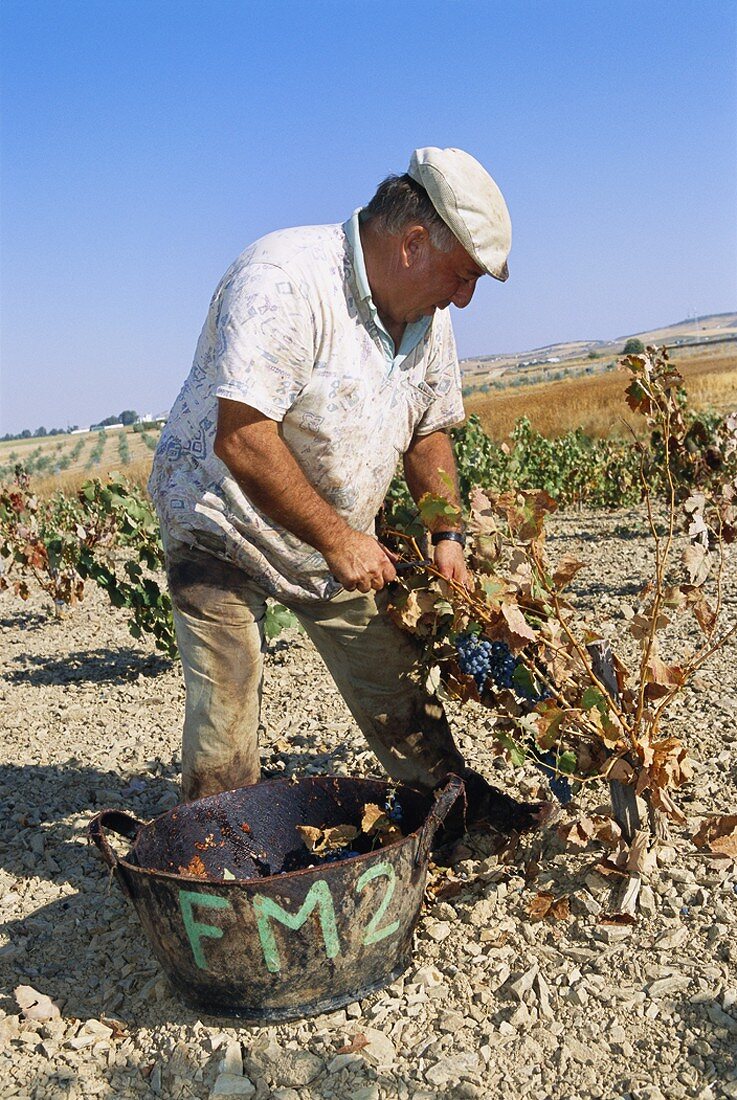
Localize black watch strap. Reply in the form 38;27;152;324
430;530;466;548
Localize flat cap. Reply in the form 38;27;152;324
407;146;511;282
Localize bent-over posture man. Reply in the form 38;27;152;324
150;146;536;836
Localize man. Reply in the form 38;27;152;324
150;146;536;836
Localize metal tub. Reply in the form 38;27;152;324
89;774;462;1021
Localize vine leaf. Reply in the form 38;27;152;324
693;814;737;858
500;602;536;646
552;555;586;589
296;824;358;854
264;602;298;641
417;492;462;531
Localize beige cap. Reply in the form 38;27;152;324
407;146;511;282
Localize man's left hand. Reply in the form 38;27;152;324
433;538;468;587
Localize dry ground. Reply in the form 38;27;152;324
1;507;736;1100
0;427;161;497
465;345;737;440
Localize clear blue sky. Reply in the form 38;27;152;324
1;0;735;434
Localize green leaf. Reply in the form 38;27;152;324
512;663;536;698
558;750;577;774
496;730;527;768
581;686;607;713
417;492;462;530
264;602;298;641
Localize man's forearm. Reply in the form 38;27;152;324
403;429;463;531
215;420;349;555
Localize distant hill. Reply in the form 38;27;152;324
461;311;737;376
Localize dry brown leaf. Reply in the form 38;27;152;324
501;601;536;645
683;543;711;586
552;555;586;589
336;1033;370;1055
604;758;636;784
693;814;737;859
599;912;637;926
361;803;389;834
296;823;358;855
624;829;657;877
557;817;596;849
100;1017;127;1039
527;891;570;923
591;815;622;848
434;879;465;901
595;858;629;878
14;985;61;1022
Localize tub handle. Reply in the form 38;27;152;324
414;774;464;869
89;809;143;874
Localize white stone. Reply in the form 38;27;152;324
359;1027;396;1068
655;926;688;951
80;1019;114;1040
327;1053;361;1073
413;965;443;988
209;1074;256;1098
426;921;451;942
425;1052;482;1087
647;974;690;998
220;1040;243;1076
508;963;538;999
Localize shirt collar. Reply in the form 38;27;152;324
343;209;373;303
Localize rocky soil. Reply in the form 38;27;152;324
1;507;736;1100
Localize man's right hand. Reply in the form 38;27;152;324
322;530;397;593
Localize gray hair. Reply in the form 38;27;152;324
359;174;457;253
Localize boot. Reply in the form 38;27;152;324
433;768;541;849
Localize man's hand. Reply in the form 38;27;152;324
323;530;397;593
433;538;468;587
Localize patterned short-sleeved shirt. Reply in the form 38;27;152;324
149;214;465;601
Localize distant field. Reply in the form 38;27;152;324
464;343;737;440
0;426;161;495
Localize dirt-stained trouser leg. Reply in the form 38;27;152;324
165;541;267;801
286;587;466;792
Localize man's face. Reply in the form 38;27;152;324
397;232;486;323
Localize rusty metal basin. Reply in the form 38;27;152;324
89;774;463;1021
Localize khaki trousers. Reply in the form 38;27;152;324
165;541;467;801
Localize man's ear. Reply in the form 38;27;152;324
400;225;430;270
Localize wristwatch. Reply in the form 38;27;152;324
430;530;466;549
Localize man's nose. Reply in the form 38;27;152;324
451;282;476;309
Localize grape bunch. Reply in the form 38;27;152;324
455;633;516;692
534;751;573;804
323;849;360;864
384;790;403;825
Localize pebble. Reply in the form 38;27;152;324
647;975;690;998
425;1052;482;1087
209;1075;256;1098
219;1039;243;1076
359;1027;396;1068
426;921;451;942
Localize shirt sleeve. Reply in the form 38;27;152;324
211;261;315;421
414;309;466;436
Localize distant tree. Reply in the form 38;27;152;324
34;426;47;437
587;350;599;360
20;429;31;439
119;409;139;426
623;338;645;355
